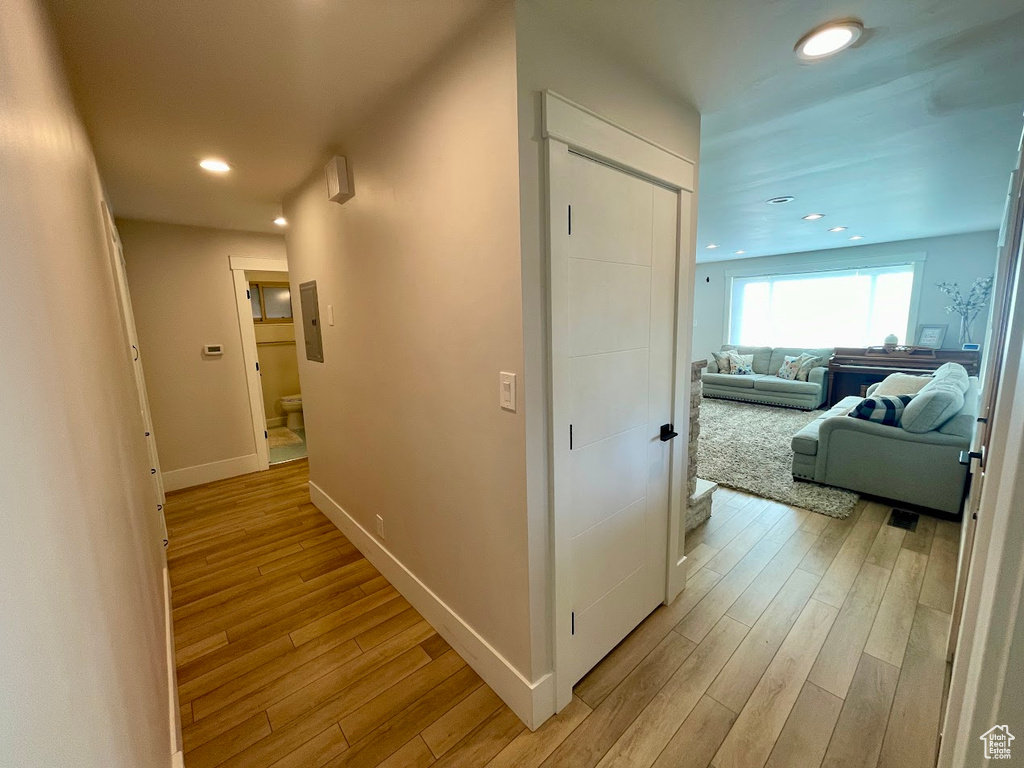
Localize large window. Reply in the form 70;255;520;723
729;264;916;348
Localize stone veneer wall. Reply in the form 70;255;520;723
686;359;713;531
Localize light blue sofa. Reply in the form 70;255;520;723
703;345;833;410
791;374;978;514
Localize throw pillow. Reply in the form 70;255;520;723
793;353;824;382
849;395;915;427
710;350;733;374
873;373;931;397
776;355;801;380
726;351;754;375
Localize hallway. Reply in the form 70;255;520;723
167;464;958;768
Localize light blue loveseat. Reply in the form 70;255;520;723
703;345;833;410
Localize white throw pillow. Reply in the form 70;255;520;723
711;350;733;374
873;373;931;397
726;352;754;375
776;355;800;380
794;353;824;382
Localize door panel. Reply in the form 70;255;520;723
569;349;649;448
572;497;647;613
568;259;652;357
563;151;678;686
569;426;648;537
568;156;653;266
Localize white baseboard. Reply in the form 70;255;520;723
163;566;183;764
309;480;554;730
162;453;260;492
266;416;286;428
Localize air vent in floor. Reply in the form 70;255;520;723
888;508;919;532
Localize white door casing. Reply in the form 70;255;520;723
545;91;696;711
229;255;289;472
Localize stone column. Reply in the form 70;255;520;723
686;359;716;532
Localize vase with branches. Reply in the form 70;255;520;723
937;276;994;346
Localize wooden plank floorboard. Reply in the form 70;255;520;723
167;467;956;768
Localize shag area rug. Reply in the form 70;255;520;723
697;398;859;519
268;427;303;449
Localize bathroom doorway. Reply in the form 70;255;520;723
247;270;306;464
229;255;305;470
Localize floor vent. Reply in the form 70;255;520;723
889;508;919;532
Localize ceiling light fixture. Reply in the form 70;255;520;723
766;196;795;205
199;157;231;173
274;216;288;227
734;250;746;255
795;19;864;61
802;213;825;220
828;226;848;232
850;235;865;240
706;244;719;249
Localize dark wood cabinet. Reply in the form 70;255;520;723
826;347;981;406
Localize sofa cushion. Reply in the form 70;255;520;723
722;345;773;375
791;397;860;456
703;372;755;389
768;347;833;376
938;378;980;439
901;363;970;433
754;376;821;395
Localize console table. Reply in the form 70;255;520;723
826;346;981;406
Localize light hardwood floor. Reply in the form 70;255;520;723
167;460;958;768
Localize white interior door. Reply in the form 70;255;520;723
101;205;166;541
562;152;679;687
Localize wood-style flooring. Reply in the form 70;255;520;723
167;460;958;768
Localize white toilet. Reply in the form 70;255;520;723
280;394;304;430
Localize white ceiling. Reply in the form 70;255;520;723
49;0;1024;251
540;0;1024;261
46;0;493;232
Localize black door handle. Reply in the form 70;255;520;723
660;423;678;442
959;450;983;466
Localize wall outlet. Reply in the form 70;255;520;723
375;514;385;539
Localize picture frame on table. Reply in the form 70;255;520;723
916;323;948;349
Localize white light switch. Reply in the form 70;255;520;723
500;372;517;412
327;304;335;326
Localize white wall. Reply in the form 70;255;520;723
692;230;1000;361
118;220;287;476
514;0;702;681
0;0;171;764
284;1;533;679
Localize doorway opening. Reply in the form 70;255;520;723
246;270;306;464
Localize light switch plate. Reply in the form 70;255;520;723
500;372;517;412
327;304;335;326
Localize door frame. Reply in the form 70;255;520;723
544;91;697;710
229;255;290;472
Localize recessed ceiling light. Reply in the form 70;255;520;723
273;216;288;227
706;244;719;249
795;19;864;61
828;226;848;232
734;250;746;255
766;196;795;205
803;213;825;220
850;235;865;241
199;157;231;173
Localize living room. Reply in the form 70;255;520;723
690;229;996;518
